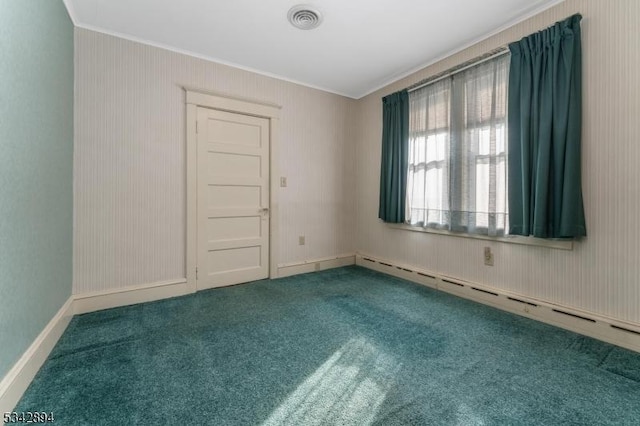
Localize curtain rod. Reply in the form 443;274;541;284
407;47;510;93
405;13;581;94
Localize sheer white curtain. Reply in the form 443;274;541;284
406;54;509;236
407;79;451;229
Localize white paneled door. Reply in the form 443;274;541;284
196;107;270;289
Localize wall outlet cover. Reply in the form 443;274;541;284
484;247;494;266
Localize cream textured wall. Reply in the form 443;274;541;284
355;0;640;325
74;29;356;294
75;0;640;327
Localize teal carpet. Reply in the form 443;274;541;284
16;266;640;425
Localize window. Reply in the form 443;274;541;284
406;54;509;237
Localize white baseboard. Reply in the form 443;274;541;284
73;279;190;315
356;253;640;353
0;297;74;414
277;254;356;278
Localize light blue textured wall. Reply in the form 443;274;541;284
0;0;74;379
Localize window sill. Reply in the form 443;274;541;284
388;223;574;250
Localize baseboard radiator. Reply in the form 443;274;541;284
356;253;640;353
277;254;355;278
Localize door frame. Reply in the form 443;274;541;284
185;89;281;293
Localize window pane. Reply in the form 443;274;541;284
436;132;446;162
478;127;490;156
496;124;505;154
475;159;489;228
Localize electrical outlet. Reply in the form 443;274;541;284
280;177;287;187
314;262;320;271
484;247;494;266
299;236;305;245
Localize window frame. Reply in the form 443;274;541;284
396;51;574;250
406;54;510;236
389;222;574;250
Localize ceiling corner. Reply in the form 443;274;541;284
63;0;79;26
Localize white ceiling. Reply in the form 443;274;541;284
65;0;563;99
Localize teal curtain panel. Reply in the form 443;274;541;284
507;14;586;238
379;90;409;223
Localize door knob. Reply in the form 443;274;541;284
260;207;269;214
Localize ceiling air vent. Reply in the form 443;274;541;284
288;5;323;30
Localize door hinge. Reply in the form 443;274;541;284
195;121;198;134
196;267;198;280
